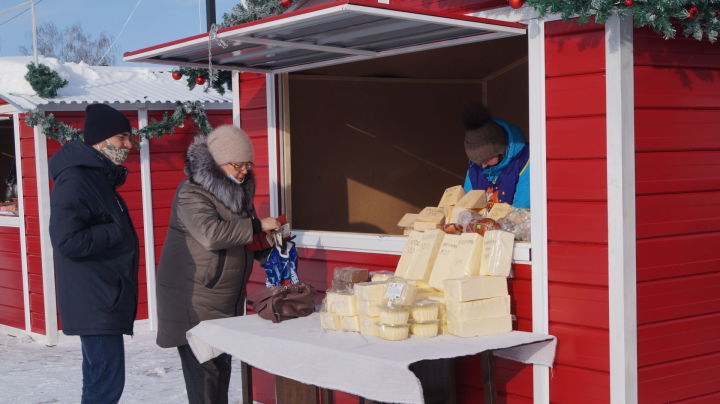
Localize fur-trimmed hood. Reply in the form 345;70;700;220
184;135;255;216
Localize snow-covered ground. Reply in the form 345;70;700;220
0;328;252;404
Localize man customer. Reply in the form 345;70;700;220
49;103;139;404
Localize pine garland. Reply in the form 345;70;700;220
178;67;232;95
526;0;720;42
24;102;213;144
24;63;69;98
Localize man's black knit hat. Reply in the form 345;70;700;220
83;104;131;145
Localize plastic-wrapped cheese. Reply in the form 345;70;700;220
487;202;513;221
446;295;511;321
354;281;389;301
417;206;446;224
378;323;410;341
379;305;410;325
333;267;369;283
357;299;382;317
405;229;445;281
479;230;515;277
319;311;341;331
447;314;512;338
438;185;465;207
455;190;487;209
427;234;461;290
359;316;380;336
384;280;417;306
325;290;357;316
443;276;508;302
447;232;485;279
411;321;439;338
410;300;440;322
394;231;423;279
341;315;360;332
370;271;395;282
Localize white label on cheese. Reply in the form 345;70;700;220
385;283;406;300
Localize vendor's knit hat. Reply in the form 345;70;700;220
83;104;132;146
462;104;507;165
206;125;254;166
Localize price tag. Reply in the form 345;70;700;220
385;282;406;300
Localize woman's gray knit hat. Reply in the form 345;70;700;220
462;105;508;165
206;125;254;166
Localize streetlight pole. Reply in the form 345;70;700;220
30;0;38;63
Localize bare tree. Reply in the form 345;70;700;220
19;23;116;65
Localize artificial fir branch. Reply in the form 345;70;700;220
24;63;69;98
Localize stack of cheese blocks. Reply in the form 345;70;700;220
397;186;492;235
320;267;369;332
354;272;394;337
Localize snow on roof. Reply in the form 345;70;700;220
0;56;231;111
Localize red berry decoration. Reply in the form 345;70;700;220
687;5;698;19
280;0;291;7
171;71;182;80
508;0;525;9
624;0;633;6
195;76;206;85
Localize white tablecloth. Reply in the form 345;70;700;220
187;313;556;404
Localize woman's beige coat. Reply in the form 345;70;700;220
156;136;258;348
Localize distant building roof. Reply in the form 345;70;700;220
0;56;231;112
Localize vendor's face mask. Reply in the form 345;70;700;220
99;141;130;165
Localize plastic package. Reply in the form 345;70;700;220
341;315;360;332
441;223;463;234
333;267;369;283
359;316;380;336
319;310;341;331
331;279;354;293
410;300;440;322
379;305;410;325
384;278;417;306
370;271;395;282
497;208;531;241
325;290;357;316
410;320;439;337
480;230;515;277
466;218;502;235
457;210;484;231
378;323;410;341
357;299;382;317
354;281;389;301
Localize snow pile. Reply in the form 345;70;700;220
0;328;256;404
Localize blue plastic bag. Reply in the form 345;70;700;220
262;241;299;287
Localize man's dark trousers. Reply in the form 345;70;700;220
80;335;125;404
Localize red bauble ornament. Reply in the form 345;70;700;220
508;0;525;9
687;5;698;19
624;0;633;6
280;0;292;7
195;76;206;85
171;71;182;80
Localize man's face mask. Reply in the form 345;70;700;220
99;141;130;165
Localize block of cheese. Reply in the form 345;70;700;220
447;207;472;224
443;276;508;302
455;190;487;209
394;231;423;279
411;300;440;322
427;234;461;290
397;213;418;229
449;232;485;278
480;230;515;277
417;207;446;224
438;185;465;208
446;295;511;321
357;299;382;317
487;202;513;221
379;323;409;341
354;281;389;301
331;279;354;292
359;316;380;336
370;271;395;282
411;321;439;337
405;229;445;281
379;305;410;325
333;267;369;283
447;314;512;337
319;311;342;331
325;290;357;316
341;315;360;332
413;220;439;231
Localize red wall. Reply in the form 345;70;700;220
0;226;23;330
544;19;611;403
633;28;720;403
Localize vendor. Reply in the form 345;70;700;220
462;105;530;209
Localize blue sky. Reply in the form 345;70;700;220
0;0;239;65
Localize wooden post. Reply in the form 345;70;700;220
480;351;497;404
241;362;253;404
275;375;319;404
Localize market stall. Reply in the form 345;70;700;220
122;0;720;402
0;56;232;345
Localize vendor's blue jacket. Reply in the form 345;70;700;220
49;141;139;336
464;119;530;208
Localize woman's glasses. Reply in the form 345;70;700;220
228;162;254;171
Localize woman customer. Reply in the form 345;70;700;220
155;125;280;404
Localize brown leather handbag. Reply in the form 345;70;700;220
250;282;316;323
